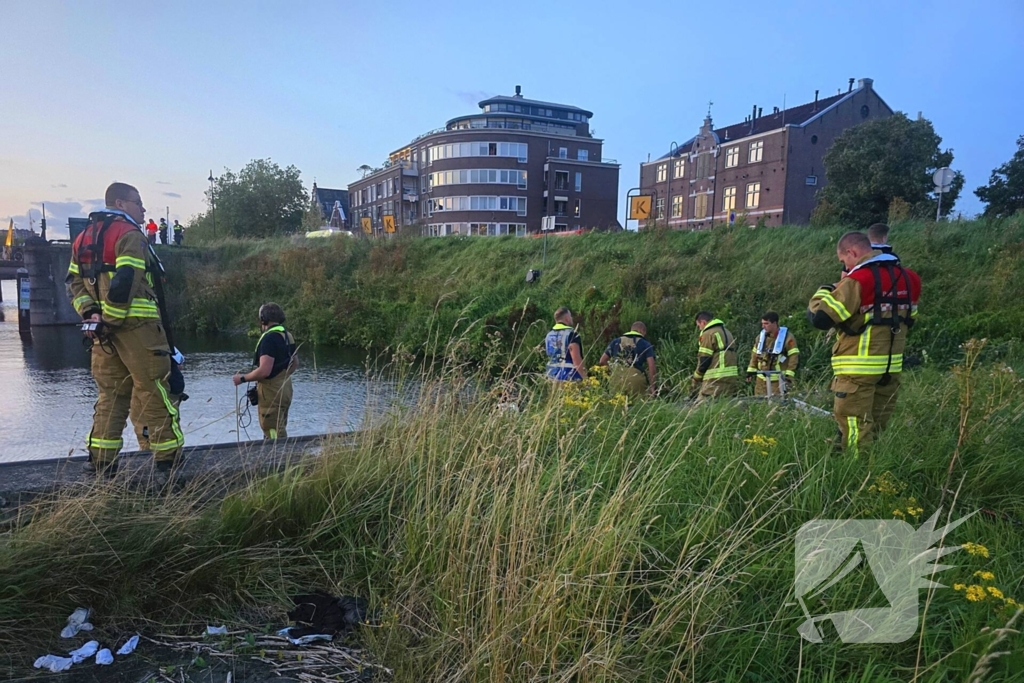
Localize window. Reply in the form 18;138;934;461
656;163;667;183
860;105;870;119
695;154;710;179
428;142;526;162
655;198;665;219
671;195;683;218
674;158;685;178
726;146;739;168
746;182;760;209
555;200;567;217
748;140;763;163
810;135;818;145
695;194;708;219
723;186;737;212
554;171;569;191
805;175;817;186
573;199;581;218
577;149;589;161
558;147;567;159
574;172;582;192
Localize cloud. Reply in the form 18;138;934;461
163;192;182;198
155;180;172;185
7;199;107;240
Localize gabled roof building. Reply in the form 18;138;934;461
639;77;894;228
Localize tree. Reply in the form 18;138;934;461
301;196;326;233
975;136;1024;218
816;113;964;226
203;159;306;238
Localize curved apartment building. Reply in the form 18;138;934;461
349;87;620;237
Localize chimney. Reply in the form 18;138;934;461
917;111;923;121
848;78;855;92
514;85;522;97
758;107;763;118
857;77;874;90
813;89;819;112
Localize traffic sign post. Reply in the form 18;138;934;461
623;188;656;232
540;216;555;264
933;167;955;221
383;215;396;234
360;217;372;235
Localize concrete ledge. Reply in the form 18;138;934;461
0;432;357;521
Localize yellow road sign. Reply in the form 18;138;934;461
629;195;652;220
383;215;396;233
360;217;372;234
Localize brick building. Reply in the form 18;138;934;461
639;77;893;229
311;183;349;229
349;87;620;237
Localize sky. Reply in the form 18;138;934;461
1;0;1022;238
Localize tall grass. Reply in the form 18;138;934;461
1;340;1022;681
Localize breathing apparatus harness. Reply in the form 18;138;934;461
842;255;914;387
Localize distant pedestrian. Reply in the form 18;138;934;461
145;219;158;245
599;321;657;397
867;223;900;261
158;218;169;245
173;219;184;246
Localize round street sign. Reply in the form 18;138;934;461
933;167;955;190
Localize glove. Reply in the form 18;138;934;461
746;372;756;382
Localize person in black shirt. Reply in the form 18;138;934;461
599;321;657;397
232;302;297;439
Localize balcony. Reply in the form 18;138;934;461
402;192;419;202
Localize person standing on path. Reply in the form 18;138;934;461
66;182;183;475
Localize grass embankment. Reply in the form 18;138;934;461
1;219;1022;680
168;218;1024;378
0;343;1022;681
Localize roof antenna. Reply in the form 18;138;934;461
707;100;713;118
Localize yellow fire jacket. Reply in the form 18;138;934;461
694;319;739;383
746;329;800;380
65;211;161;328
807;252;920;376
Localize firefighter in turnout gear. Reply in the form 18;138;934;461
66;182;184;474
544;307;587;382
598;321;657;397
746;311;799;396
691;312;740;398
808;231;920;452
233;303;297;439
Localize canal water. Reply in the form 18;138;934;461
0;281;398;463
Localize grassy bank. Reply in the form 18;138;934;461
0;340;1022;680
165;218;1024;379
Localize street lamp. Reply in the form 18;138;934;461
208;170;217;237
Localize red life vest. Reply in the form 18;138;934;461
72;213;142;280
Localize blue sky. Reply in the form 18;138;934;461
1;0;1021;237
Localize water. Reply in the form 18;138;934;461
0;280;392;463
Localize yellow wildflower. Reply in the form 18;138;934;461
964;585;987;602
953;583;965;591
973;570;995;581
986;586;1004;600
961;542;990;558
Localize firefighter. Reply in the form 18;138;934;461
690;312;740;399
544;307;586;382
158;218;169;245
746;311;799;396
867;222;899;260
598;321;656;397
173;219;184;246
808;231;920;452
66;182;184;475
232;303;297;439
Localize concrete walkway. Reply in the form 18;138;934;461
0;432;355;522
